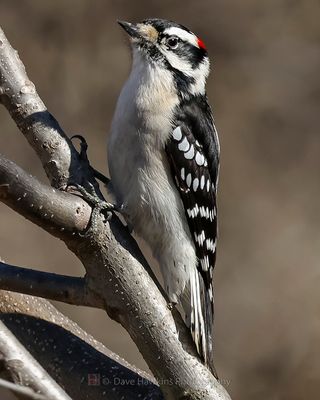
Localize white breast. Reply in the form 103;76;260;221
108;49;179;208
107;49;197;301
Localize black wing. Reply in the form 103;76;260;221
165;95;219;370
166;95;219;288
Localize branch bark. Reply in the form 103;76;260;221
0;290;163;400
0;378;46;400
0;261;103;308
0;154;91;234
0;25;231;400
0;320;72;400
0;27;86;190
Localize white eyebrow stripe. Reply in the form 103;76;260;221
163;27;198;47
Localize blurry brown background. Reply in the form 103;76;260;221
0;1;319;399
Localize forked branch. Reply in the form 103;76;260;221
0;25;231;400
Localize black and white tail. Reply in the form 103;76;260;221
182;268;216;377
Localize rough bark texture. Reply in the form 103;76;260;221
0;320;72;400
0;290;162;400
0;25;231;400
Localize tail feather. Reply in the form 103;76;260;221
183;268;216;376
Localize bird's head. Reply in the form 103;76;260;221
118;18;210;97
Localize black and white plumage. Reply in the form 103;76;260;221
166;95;219;368
108;18;220;372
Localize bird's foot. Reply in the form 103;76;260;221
71;134;110;186
73;182;117;222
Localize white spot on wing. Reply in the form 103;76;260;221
193;178;199;191
200;175;205;189
186;173;192;187
209;209;214;221
178;136;190;152
194;230;206;246
200;255;210;271
184;144;195;160
188;203;199;218
172;126;182;141
200;206;206;218
206;180;210;192
206;238;216;252
195;152;204;166
181;167;185;180
194;203;199;216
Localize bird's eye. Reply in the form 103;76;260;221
167;37;179;49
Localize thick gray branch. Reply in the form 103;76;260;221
0;261;104;308
0;320;72;400
0;290;162;400
0;27;86;189
0;25;231;400
0;154;91;233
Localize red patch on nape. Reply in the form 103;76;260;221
197;37;206;50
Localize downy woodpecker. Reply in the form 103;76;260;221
108;18;220;371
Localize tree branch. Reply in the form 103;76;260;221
0;27;87;189
0;261;104;308
0;290;163;400
0;320;72;400
0;154;91;234
0;25;231;400
0;378;46;400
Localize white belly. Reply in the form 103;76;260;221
108;121;197;302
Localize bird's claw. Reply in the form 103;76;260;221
70;134;114;222
73;182;116;222
71;134;89;162
71;134;110;186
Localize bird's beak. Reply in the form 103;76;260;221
118;21;142;40
118;20;159;43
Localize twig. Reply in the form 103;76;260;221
0;378;47;400
0;321;72;400
0;262;104;308
0;290;163;400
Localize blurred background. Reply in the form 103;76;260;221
0;0;319;399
